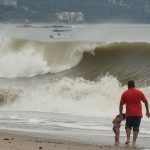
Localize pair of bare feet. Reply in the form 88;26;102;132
125;141;130;144
115;141;136;146
125;141;137;146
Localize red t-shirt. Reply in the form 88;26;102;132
120;88;147;117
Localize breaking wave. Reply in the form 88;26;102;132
1;37;150;85
0;37;95;78
1;76;150;118
1;76;124;117
1;38;150;116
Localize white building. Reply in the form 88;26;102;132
0;0;17;7
108;0;126;6
108;0;116;4
56;11;84;23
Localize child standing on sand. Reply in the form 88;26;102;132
112;113;125;145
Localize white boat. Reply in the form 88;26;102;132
49;31;75;39
49;25;77;39
50;34;72;39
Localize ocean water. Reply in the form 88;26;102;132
0;23;150;147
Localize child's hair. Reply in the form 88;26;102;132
116;113;126;120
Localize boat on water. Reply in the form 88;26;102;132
52;28;72;32
49;32;74;39
50;26;74;39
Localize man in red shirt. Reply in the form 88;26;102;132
119;81;150;145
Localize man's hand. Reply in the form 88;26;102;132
146;112;150;118
145;100;150;118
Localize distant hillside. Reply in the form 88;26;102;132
1;0;150;23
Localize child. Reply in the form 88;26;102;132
112;113;125;145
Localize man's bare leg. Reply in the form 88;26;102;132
132;130;139;145
125;128;131;144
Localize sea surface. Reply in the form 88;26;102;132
0;23;150;148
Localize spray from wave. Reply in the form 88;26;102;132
0;75;149;118
0;87;23;105
1;76;122;117
0;37;96;78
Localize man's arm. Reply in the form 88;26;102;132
144;100;150;118
119;93;125;114
119;102;124;115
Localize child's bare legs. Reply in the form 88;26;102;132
114;128;120;144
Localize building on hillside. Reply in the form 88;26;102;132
108;0;116;4
0;0;17;7
108;0;126;6
145;4;150;14
55;12;84;23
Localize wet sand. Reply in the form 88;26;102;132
0;130;146;150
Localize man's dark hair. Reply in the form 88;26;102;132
128;80;135;88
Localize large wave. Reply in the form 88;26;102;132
1;24;150;121
72;42;150;85
0;37;95;78
1;37;150;85
1;38;150;117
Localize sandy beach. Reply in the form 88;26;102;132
0;130;147;150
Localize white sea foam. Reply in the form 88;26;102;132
0;37;97;78
1;75;149;119
28;118;46;124
1;76;124;117
0;48;49;78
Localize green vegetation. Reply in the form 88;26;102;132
1;0;150;23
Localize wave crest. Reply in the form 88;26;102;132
0;38;94;78
1;37;150;83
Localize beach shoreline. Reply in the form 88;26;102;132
0;129;148;150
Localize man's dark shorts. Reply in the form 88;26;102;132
125;116;142;132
